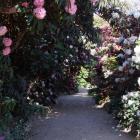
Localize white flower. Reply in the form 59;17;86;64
41;81;45;87
129;69;135;74
135;57;140;63
81;35;86;43
65;59;68;62
138;77;140;86
128;92;134;97
118;66;124;71
67;36;70;39
123;39;130;45
106;4;112;9
137;110;140;117
132;56;136;62
134;92;139;97
69;54;73;58
128;35;137;44
115;78;120;83
133;11;140;19
124;49;132;55
134;45;140;56
27;97;30;100
104;70;113;78
122;95;128;101
90;49;97;56
36;102;39;105
128;100;135;106
118;36;124;43
132;55;140;63
117;53;124;58
100;46;108;51
69;45;73;49
136;65;140;70
138;35;140;40
112;12;120;18
127;58;132;62
123;61;129;67
101;55;108;62
75;49;78;52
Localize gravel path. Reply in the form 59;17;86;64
29;88;134;140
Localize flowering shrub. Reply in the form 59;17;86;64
87;2;140;136
118;91;140;133
0;0;98;138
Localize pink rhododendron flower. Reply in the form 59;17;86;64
0;136;5;140
90;0;98;5
33;7;46;20
3;37;13;47
100;55;108;63
2;47;11;56
113;45;121;51
65;4;77;15
33;0;45;7
65;0;77;15
0;26;8;36
21;2;29;8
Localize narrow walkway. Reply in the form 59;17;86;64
30;88;134;140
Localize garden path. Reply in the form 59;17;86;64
29;88;134;140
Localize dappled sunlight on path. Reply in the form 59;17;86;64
30;88;134;140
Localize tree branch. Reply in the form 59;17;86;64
0;6;17;14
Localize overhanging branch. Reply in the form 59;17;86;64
0;6;17;14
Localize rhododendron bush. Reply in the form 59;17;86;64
0;0;98;139
88;4;140;136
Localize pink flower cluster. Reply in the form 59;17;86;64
2;45;11;56
101;27;116;43
90;0;99;6
33;0;46;20
0;25;12;56
2;37;12;56
34;0;44;7
33;8;46;20
21;2;29;8
0;26;8;36
3;37;12;47
65;0;77;15
0;136;5;140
